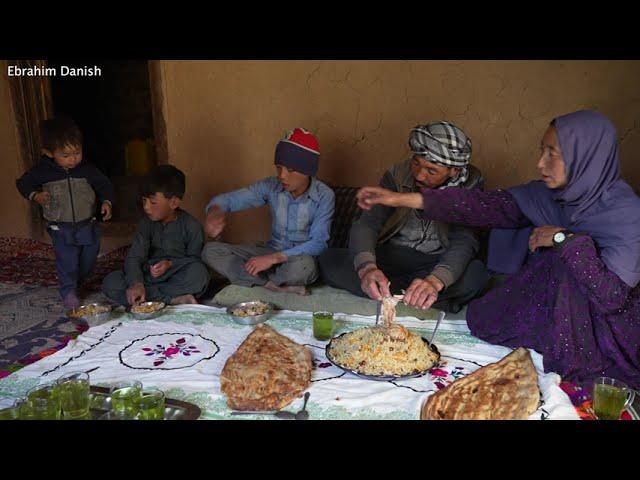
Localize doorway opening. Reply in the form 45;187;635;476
48;60;157;224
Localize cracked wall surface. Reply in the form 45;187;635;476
159;60;640;244
3;61;637;242
109;61;640;244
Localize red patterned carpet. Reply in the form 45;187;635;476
0;237;128;291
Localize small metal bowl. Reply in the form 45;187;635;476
129;301;166;320
226;301;276;325
66;302;113;324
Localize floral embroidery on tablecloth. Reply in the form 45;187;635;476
142;337;202;367
119;332;219;370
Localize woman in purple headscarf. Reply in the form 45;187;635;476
356;110;640;389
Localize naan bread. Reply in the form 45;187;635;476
421;347;540;420
220;324;312;411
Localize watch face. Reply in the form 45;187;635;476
554;232;566;243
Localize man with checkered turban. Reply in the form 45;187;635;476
319;121;488;313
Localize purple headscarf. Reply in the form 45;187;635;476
488;110;640;288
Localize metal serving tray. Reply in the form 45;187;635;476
325;332;441;381
88;386;201;420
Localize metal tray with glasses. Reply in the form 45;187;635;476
88;386;201;420
325;334;441;381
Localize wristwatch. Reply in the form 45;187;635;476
552;230;574;248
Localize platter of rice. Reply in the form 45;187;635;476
325;324;440;381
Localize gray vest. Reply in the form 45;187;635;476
378;159;483;246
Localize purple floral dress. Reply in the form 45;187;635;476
421;188;640;389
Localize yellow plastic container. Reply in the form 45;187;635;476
125;138;156;176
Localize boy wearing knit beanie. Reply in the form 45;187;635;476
202;128;335;295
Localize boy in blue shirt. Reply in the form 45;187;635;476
202;128;335;295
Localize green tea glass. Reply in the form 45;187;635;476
593;377;636;420
109;380;143;417
312;311;334;341
134;388;165;420
56;372;91;419
99;411;136;420
22;383;61;420
0;400;22;420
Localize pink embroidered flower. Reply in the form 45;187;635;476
141;336;203;366
430;368;448;378
163;346;180;357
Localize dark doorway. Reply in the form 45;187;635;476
47;60;157;223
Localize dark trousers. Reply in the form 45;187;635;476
48;222;101;298
102;260;210;307
318;244;489;313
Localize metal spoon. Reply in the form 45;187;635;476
230;410;296;419
295;392;310;420
429;310;445;346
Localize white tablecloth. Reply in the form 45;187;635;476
0;305;579;419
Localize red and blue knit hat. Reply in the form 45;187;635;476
274;128;320;176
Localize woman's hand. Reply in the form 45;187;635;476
356;187;423;211
528;226;565;252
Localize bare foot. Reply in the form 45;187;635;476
263;281;309;296
170;294;198;305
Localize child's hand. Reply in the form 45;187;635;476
34;191;51;207
244;253;286;276
126;282;146;306
205;205;226;239
150;260;172;278
101;201;112;221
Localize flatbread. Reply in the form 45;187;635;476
421;347;540;420
220;324;312;411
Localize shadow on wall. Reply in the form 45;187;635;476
182;128;273;245
320;139;405;188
